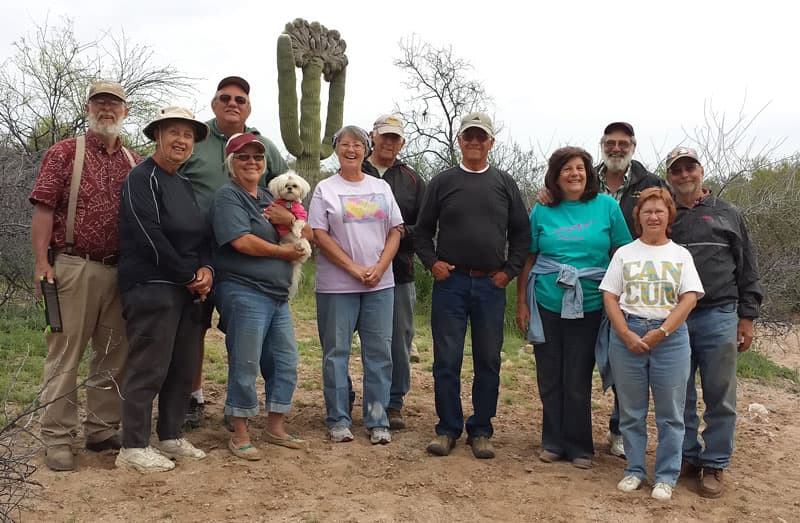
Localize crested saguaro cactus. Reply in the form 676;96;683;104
277;18;347;186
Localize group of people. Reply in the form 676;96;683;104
31;77;761;502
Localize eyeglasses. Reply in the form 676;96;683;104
89;98;124;108
218;94;248;105
603;139;633;150
338;142;365;151
461;130;490;143
668;163;698;175
234;153;265;162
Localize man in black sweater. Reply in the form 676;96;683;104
415;112;530;459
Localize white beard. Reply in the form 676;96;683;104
88;113;123;140
602;150;634;173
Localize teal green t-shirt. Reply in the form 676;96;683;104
529;194;632;313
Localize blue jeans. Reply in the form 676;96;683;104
534;306;600;460
216;280;298;418
610;315;690;486
390;282;416;409
317;289;393;430
683;303;739;469
431;272;505;439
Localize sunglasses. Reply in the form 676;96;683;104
234;153;265;162
218;94;248;105
668;163;699;175
89;98;124;108
461;130;490;143
603;139;633;150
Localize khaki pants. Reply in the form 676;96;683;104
39;254;128;447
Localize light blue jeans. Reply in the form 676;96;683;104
216;280;298;418
683;303;740;469
389;282;416;410
317;289;393;430
610;315;690;486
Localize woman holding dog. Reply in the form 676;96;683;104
308;125;404;445
516;146;631;469
210;133;311;460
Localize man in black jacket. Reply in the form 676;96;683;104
362;114;426;430
596;122;666;457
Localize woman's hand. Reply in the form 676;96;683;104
264;202;295;226
622;329;650;353
275;243;306;262
363;262;389;288
516;303;530;334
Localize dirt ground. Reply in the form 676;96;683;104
20;323;800;522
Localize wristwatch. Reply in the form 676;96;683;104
658;326;670;337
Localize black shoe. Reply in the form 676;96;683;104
86;433;121;452
183;398;205;430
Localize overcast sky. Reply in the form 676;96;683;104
2;0;797;171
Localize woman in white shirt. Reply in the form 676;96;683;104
600;187;704;501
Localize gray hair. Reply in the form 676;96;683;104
332;125;371;151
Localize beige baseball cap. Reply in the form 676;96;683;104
373;114;405;137
665;146;701;170
87;80;126;102
458;112;494;137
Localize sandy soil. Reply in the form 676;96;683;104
20;323;800;522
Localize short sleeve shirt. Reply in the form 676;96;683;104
308;174;403;293
29;131;141;258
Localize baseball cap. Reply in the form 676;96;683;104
373;114;405;137
225;133;265;155
217;76;250;94
88;80;126;102
458;112;494;137
665;146;701;170
603;121;635;136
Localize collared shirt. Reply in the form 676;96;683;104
597;164;630;202
29;130;142;259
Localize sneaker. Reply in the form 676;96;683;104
387;408;406;430
157;438;206;460
370;427;392;445
426;434;456;456
409;343;421;363
116;447;175;473
45;444;75;471
329;426;354;443
466;435;495;459
607;431;625;458
700;467;724;498
617;475;643;492
183;398;205;430
652;482;673;501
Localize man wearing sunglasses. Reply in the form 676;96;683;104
596;122;666;460
665;146;762;499
181;76;288;430
415;112;530;460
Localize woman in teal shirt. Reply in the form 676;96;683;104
516;146;631;468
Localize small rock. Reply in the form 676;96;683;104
748;403;769;415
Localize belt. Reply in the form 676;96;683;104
57;247;119;267
456;268;499;278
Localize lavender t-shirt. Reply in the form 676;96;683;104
308;174;403;293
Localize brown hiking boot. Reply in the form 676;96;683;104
426;435;455;456
680;459;701;478
45;444;75;471
467;435;495;459
387;408;406;430
700;467;725;498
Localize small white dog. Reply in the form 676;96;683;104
267;171;313;298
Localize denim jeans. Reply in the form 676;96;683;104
216;280;298;418
317;289;393;430
389;282;416;410
431;271;505;439
609;388;621;435
683;303;739;469
534;306;601;460
610;315;690;486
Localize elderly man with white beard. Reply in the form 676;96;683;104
595;121;666;458
30;80;140;471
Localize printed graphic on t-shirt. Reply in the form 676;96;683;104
622;260;683;309
340;193;389;223
552;221;594;241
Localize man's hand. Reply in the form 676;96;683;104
187;266;213;300
431;260;455;281
536;188;554;206
34;261;55;297
492;271;510;289
737;318;755;352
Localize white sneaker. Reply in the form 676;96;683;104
329;426;354;443
652;482;673;501
116;447;175;473
607;431;625;458
617;475;643;492
370;427;391;445
157;438;206;460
